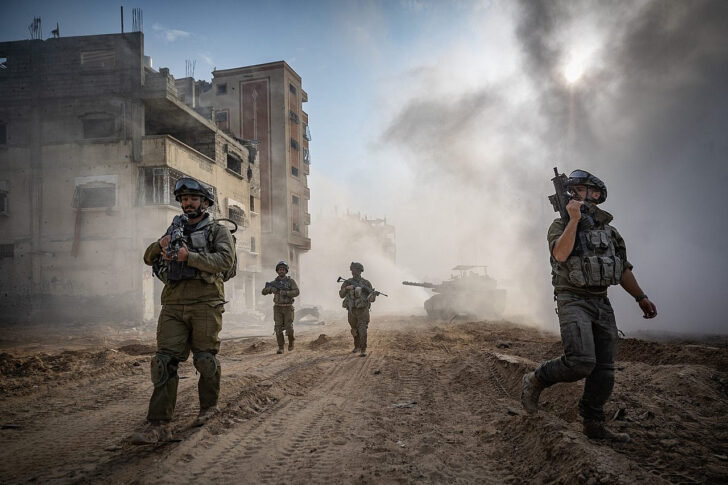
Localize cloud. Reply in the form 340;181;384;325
152;22;191;42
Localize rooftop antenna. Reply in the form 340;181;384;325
185;59;196;78
132;8;143;32
120;6;124;33
50;22;60;38
28;17;42;40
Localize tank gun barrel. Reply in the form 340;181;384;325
402;281;437;289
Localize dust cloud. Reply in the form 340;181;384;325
303;0;728;334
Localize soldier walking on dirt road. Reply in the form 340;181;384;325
261;261;300;354
521;169;657;442
131;177;235;444
340;262;378;357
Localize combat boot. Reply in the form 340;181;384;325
583;420;631;442
130;421;173;444
288;337;295;351
521;371;545;414
194;406;218;427
352;336;360;353
276;333;285;354
359;348;367;357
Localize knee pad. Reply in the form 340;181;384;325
151;353;176;387
193;352;220;378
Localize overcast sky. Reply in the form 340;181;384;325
2;1;727;334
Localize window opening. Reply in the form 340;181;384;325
227;153;242;175
215;110;229;132
0;190;8;215
0;244;13;258
0;122;6;144
74;183;116;209
217;83;227;95
249;195;255;212
250;236;256;253
291;166;299;177
0;57;7;70
290;138;299;150
289;83;297;95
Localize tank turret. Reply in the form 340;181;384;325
402;265;506;320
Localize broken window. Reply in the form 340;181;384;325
74;183;116;209
290;138;299;151
227;153;242;175
249;195;255;212
215;110;229;132
0;122;6;144
217;83;227;95
289;110;299;124
228;205;245;226
0;57;7;70
303;147;310;165
0;244;13;258
80;50;116;69
141;167;217;209
303;124;312;141
291;166;299;177
291;194;300;233
82;116;115;139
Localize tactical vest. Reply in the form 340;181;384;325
154;217;236;284
272;277;296;305
552;227;624;288
342;279;372;310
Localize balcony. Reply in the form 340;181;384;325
303;187;310;200
304;212;311;225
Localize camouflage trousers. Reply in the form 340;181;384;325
348;307;370;350
535;293;619;422
147;302;223;422
273;305;295;348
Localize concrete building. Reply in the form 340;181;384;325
191;62;311;281
0;32;262;323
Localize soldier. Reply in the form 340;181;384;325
131;177;235;444
261;261;300;354
339;262;377;357
521;170;657;442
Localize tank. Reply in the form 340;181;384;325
402;265;506;320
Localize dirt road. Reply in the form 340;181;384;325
1;317;727;484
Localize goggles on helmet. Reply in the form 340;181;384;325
175;178;206;193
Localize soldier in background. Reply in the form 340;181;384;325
521;170;657;442
132;177;235;444
261;261;300;354
340;262;377;357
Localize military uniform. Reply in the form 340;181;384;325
142;213;234;423
339;275;375;354
534;205;631;423
261;275;300;351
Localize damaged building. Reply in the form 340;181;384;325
0;32;262;323
178;61;312;281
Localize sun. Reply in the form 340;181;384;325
563;59;585;84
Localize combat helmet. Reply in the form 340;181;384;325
174;177;216;206
275;261;289;273
566;169;607;204
350;262;364;272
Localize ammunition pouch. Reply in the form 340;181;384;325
554;228;623;288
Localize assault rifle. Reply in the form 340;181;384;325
548;167;571;220
264;280;287;294
547;167;593;253
164;214;189;261
336;276;389;298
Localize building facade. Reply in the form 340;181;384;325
0;32;262;323
193;62;311;281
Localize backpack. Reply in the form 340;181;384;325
211;218;238;282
